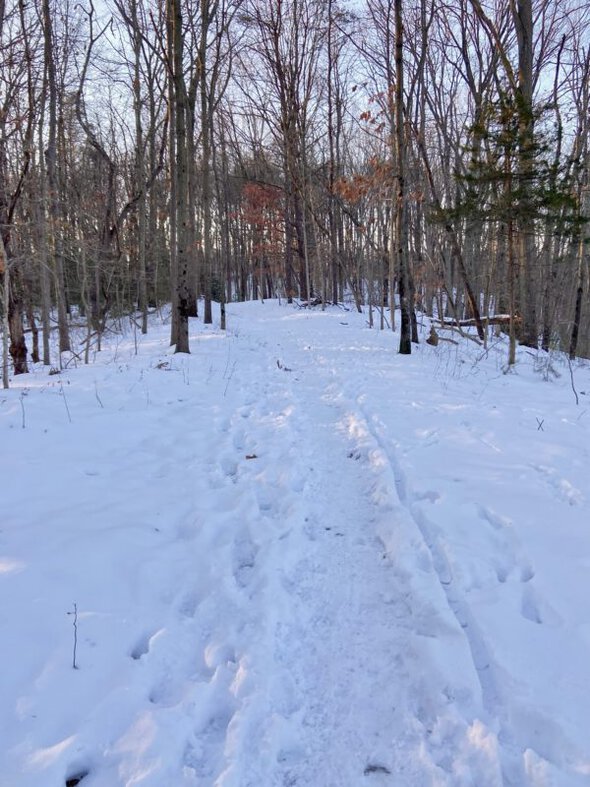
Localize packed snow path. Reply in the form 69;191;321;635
1;301;590;786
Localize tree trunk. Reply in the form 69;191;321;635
37;117;52;365
129;0;148;334
169;0;190;352
395;0;411;354
569;234;586;360
513;0;538;348
43;0;70;353
1;235;12;386
201;0;213;325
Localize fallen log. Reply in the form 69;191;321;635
439;314;520;328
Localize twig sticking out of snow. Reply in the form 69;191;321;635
67;603;79;669
223;361;237;397
19;390;27;429
567;357;579;406
94;382;104;409
60;381;72;423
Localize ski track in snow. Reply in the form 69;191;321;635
335;394;538;786
334;392;588;783
1;302;590;786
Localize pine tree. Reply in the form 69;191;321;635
449;90;581;365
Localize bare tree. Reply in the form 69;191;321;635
43;0;71;354
168;0;190;352
0;0;36;375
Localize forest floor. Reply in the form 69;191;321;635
1;300;590;786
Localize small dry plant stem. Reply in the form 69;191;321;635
68;602;79;669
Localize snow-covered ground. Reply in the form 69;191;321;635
1;300;590;787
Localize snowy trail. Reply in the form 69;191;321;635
222;310;590;786
309;330;590;786
312;340;590;786
203;316;504;786
334;385;529;785
2;301;590;786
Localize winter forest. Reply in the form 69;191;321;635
1;0;589;377
3;2;590;785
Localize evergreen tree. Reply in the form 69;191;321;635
449;90;582;365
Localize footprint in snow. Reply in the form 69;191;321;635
232;532;259;589
177;589;201;619
204;641;236;670
183;675;237;779
521;585;561;626
256;487;276;516
219;453;238;481
531;464;583;506
148;670;192;707
521;586;543;624
129;628;164;660
414;489;441;504
494;561;511;584
218;416;231;434
479;505;536;586
478;505;508;532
